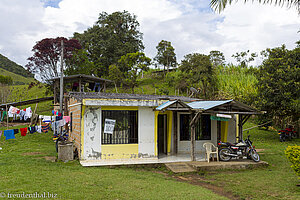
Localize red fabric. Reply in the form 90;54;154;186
16;110;20;114
20;127;27;136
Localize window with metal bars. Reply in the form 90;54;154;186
180;114;211;141
101;110;138;144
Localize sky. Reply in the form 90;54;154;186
0;0;299;68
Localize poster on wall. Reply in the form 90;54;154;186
104;119;116;134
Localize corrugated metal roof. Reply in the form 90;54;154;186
156;101;177;111
69;92;199;102
187;100;233;110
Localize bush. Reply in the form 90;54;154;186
285;145;300;177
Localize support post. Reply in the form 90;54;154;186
59;40;64;114
191;124;195;161
190;111;201;161
173;111;177;154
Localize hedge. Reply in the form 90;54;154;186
285;145;300;177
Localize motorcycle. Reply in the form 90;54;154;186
278;126;297;142
218;135;260;162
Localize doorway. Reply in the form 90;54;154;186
158;114;167;156
217;121;229;142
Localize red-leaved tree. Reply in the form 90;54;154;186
26;37;81;82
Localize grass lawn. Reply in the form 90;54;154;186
206;121;300;200
0;125;227;200
0;121;299;199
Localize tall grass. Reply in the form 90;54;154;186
216;65;258;103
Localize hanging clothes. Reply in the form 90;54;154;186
42;124;50;133
29;126;36;134
43;116;51;123
56;116;63;121
19;110;26;121
4;130;15;140
24;107;32;120
36;125;42;133
13;129;19;135
63;116;70;124
0;131;2;140
20;127;27;136
1;111;6;121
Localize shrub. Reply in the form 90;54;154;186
285;145;300;177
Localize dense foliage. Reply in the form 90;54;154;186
74;11;144;77
0;75;13;85
0;54;33;78
255;44;299;125
179;53;217;99
154;40;177;73
285;145;300;177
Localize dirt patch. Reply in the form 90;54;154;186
255;149;265;152
22;152;44;156
152;170;240;200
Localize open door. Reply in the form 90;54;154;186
158;114;167;157
217;121;228;142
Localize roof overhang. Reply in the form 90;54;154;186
155;100;192;112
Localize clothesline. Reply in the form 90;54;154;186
0;105;70;141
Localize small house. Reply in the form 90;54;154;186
66;92;261;166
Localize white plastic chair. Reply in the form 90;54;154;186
203;142;219;163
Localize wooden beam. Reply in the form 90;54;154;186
190;111;202;161
205;111;262;115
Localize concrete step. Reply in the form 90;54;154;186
165;162;196;173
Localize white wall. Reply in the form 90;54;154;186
83;106;101;160
227;117;237;143
138;107;155;157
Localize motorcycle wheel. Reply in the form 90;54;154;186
291;132;297;139
250;149;260;162
219;148;232;162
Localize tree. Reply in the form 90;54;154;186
209;50;225;67
74;11;144;77
64;49;95;76
255;43;300;126
154;40;177;73
179;53;217;99
210;0;300;14
232;50;257;68
26;37;81;82
117;52;151;93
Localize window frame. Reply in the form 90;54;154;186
178;113;211;141
101;110;138;145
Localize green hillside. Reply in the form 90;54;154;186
0;53;33;78
0;68;34;85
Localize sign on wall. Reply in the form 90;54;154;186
103;119;116;134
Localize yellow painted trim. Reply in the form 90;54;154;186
101;106;138;110
236;114;239;142
154;111;159;156
221;121;229;142
166;111;173;153
80;105;86;158
101;144;138;159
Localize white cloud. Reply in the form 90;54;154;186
0;0;298;68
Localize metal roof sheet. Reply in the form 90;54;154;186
69;92;199;102
156;101;177;111
187;100;233;110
